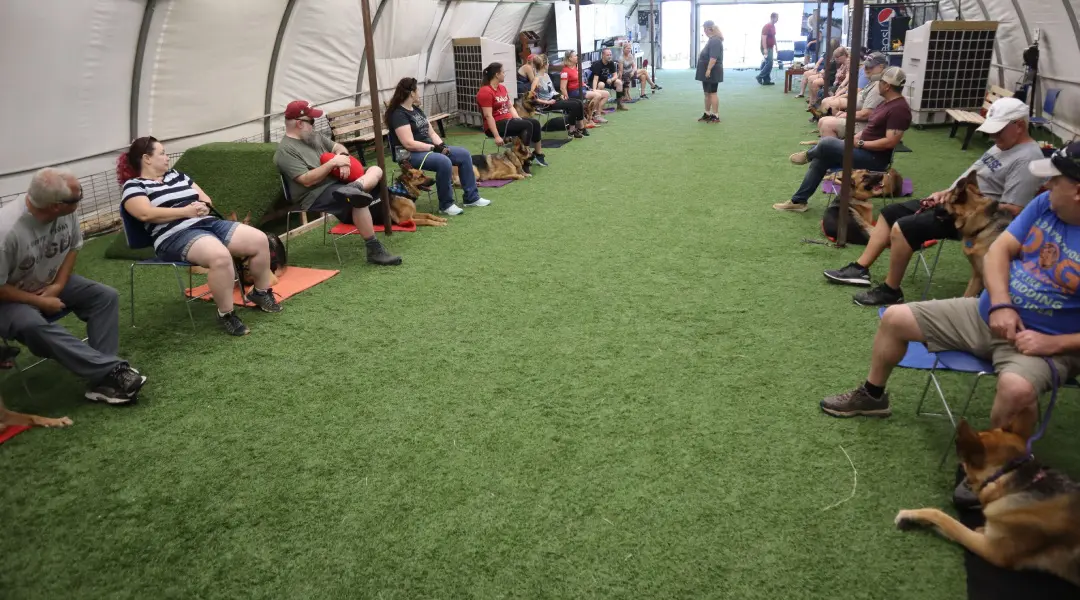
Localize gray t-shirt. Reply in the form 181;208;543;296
0;200;83;293
954;141;1045;207
696;37;724;83
274;134;335;210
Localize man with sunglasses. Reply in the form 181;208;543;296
0;168;147;404
275;100;401;266
823;97;1045;306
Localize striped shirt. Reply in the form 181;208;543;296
121;170;212;249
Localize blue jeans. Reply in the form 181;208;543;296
409;146;479;210
791;137;891;204
758;47;775;83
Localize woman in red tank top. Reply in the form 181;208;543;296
476;63;550;167
559;50;608;125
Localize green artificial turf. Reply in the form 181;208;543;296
3;70;1077;599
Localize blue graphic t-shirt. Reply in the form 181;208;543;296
979;192;1080;335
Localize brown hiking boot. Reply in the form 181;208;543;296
820;386;892;418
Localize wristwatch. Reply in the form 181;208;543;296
857;139;864;149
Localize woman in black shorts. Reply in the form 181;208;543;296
695;20;724;123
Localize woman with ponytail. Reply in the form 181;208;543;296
476;62;549;167
118;137;282;336
386;77;490;216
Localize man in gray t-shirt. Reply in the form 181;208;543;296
0;168;146;405
824;97;1047;306
273;99;400;265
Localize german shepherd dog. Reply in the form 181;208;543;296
0;393;73;432
472;137;533;181
194;211;287;287
824;169;905;239
387;163;448;227
896;415;1080;587
939;170;1014;297
515;91;539;119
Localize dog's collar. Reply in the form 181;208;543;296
978;454;1034;492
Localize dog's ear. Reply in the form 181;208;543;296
227;211;237;222
243;212;251;225
889;169;904;197
1002;410;1037;441
955;420;986;468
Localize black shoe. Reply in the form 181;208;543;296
707;115;721;124
764;81;776;86
755;75;764;84
245;288;283;313
533;153;549;167
820;386;892;418
581;128;590;137
697;112;710;122
824;262;871;287
653;84;663;91
218;311;250;336
332;188;375;208
366;240;402;266
571;130;584;139
853;284;904;307
85;365;146;405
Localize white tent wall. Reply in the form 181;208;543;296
3;0;1078;203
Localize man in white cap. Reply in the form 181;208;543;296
819;141;1080;510
824;97;1044;306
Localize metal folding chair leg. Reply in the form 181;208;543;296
2;339;35;398
907;240;946;300
170;264;197;329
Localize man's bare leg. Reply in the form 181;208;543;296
867;305;926;386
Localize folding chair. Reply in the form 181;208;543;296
121;203;242;329
908;239;946;300
280;173;344;265
1029;88;1062;135
1;309;82;398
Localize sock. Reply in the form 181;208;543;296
880;282;900;294
363;236;381;249
253;287;267;294
863;381;886;399
852;262;869;272
217;309;231;318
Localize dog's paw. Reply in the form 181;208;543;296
894;510;923;531
31;415;73;428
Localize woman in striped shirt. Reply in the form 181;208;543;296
118;137;282;336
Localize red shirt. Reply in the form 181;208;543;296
561;66;580;91
762;23;777;49
476;84;511;132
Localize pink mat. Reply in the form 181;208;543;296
822;177;914;197
477;179;514;188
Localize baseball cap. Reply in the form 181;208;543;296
976;97;1029;133
284;100;323;121
863;52;889;69
1029;141;1080;182
880;66;906;86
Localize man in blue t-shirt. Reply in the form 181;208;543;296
820;142;1080;433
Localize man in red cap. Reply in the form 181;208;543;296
274;100;400;266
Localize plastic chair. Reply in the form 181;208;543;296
121;202;237;329
1;309;83;398
1030;88;1062;132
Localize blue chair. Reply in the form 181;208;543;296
121;202;217;329
883;307;1074;466
1;309;81;398
1030;88;1062;133
776;49;796;71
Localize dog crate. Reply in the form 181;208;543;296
900;20;999;125
453;37;517;128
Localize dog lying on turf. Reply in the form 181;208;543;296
822;169;905;242
896;416;1080;587
387;163;448;227
472;137;533;181
0;393;73;433
939;170;1014;297
188;212;287;287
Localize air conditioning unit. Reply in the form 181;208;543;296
453;37;517;128
901;20;999;125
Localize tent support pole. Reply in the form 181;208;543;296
264;0;298;143
129;0;158;141
360;0;393;235
834;0;866;248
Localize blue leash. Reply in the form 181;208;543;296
979;357;1060;490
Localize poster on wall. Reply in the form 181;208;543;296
867;5;911;53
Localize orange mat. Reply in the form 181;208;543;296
0;425;30;445
185;266;339;307
332;222;417;234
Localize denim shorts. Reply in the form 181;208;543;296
156;218;239;263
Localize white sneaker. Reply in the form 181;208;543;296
464;197;492;207
440;204;464;216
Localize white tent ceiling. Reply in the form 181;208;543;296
1;0;1077;197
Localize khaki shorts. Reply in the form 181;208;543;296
909;298;1080;394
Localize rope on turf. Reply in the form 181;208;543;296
821;444;858;512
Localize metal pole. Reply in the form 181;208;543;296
814;0;822;62
822;1;835;96
649;0;656;83
575;0;583;102
360;0;393;234
834;0;867;248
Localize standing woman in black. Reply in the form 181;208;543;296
695;20;725;123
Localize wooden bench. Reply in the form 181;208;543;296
946;85;1013;150
326;104;453;155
